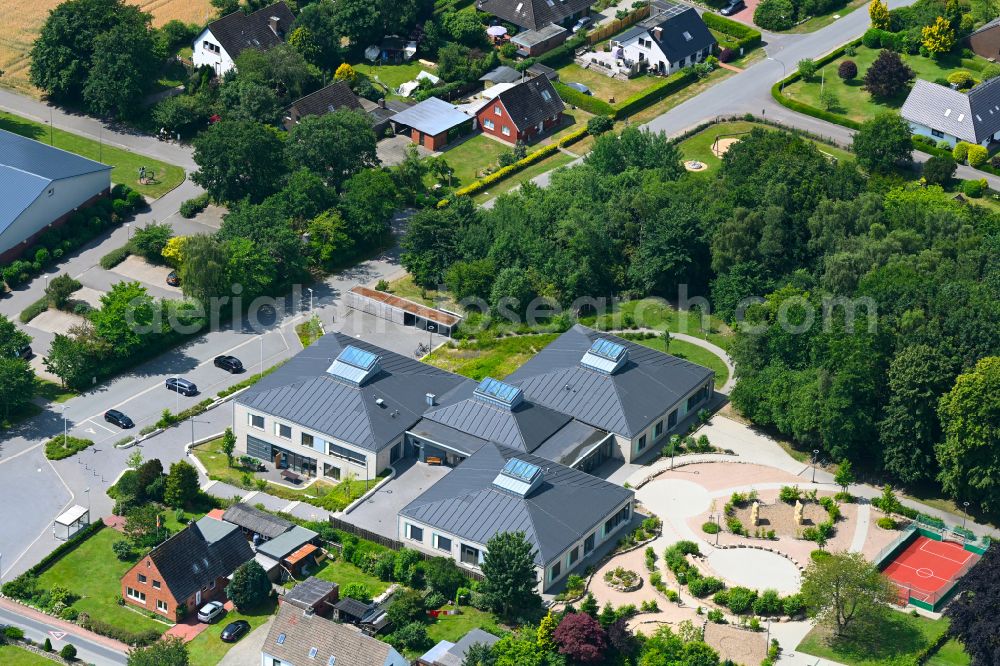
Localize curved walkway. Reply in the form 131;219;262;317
610;328;735;393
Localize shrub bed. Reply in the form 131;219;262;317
20;297;50;324
99;246;131;270
604;567;642;591
44;435;94;460
179;192;209;219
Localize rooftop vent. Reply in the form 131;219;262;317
474;376;524;409
326;345;381;386
957;113;965;121
682;30;693;41
426;392;437;406
493;458;544;496
580;338;629;375
944;108;952;117
375;398;386;407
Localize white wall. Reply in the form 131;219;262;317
0;170;110;257
192;27;236;76
909;122;958;148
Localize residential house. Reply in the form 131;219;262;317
511;23;569;57
0;130;111;264
418;628;501;666
120;517;254;620
262;602;408;666
476;0;592;31
192;2;295;76
969;17;1000;60
901;77;1000;148
282;83;364;132
474;75;565;144
610;0;716;76
398;443;635;591
389;97;474;150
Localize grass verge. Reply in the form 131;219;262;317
310;557;390;598
0;645;55;665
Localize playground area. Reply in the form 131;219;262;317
879;530;981;611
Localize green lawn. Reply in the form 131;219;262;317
0;645;55;665
472;151;577;203
295;316;324;348
556;63;660;104
579;297;733;350
677;120;854;171
630;336;729;389
797;613;955;666
355;62;435;93
415;605;502;658
37;379;77;404
440;134;510;188
927;639;971;666
784;46;990;124
36;527;168;637
309;558;390;598
424;333;559;380
784;0;868;33
0;111;185;199
187;599;277;666
384;275;456;309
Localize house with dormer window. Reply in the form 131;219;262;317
901;77;1000;148
192;2;294;76
610;0;715;76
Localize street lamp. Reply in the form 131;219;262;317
190;418;210;447
84;487;90;514
767;57;787;92
812;449;819;483
962;501;970;530
306;287;314;312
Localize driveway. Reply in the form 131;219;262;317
218;617;273;666
344;458;452;538
377;135;431;166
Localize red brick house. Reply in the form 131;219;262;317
475;76;566;145
120;517;254;620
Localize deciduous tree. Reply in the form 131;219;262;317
127;636;189;666
164;460;199;508
862;50;915;99
869;0;890;29
922;16;956;54
800;552;895;638
852;112;913;173
285;111;378;189
192;120;287;203
553;612;607;663
945;545;1000;666
480;532;542;622
226;561;271;609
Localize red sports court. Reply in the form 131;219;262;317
882;535;978;607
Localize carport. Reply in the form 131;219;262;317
346;285;460;337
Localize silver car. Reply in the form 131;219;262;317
197;601;225;623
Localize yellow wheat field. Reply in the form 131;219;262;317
0;0;214;95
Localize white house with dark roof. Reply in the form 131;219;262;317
192;1;294;76
901;77;1000;148
610;0;716;76
398;443;634;591
476;0;592;31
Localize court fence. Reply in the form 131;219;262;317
890;552;978;612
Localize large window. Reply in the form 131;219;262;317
584;532;596;553
667;410;677;429
434;534;452;552
550;561;561;581
249;414;264;429
931;129;944;138
407;524;424;541
328;442;366;466
654;421;663;438
275;423;292;439
569;546;579;565
302;433;314;447
687;384;710;411
247;435;272;461
461;544;481;566
126;587;146;603
604;505;630;536
637;434;647;451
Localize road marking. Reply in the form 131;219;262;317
49;630;67;640
85;419;115;435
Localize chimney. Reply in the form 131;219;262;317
426;393;436;406
652;26;662;40
268;15;280;36
378;98;387;109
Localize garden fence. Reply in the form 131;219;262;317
587;5;650;45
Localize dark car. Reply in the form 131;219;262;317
166;270;180;287
11;344;32;360
165;377;198;396
214;355;244;373
720;0;746;15
220;620;250;642
104;409;134;429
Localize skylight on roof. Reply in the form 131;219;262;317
276;633;286;645
581;338;629;375
493;458;544;496
326;345;381;386
957;114;965;121
475;377;524;409
683;30;693;40
328;658;337;666
515;1;523;10
309;647;319;659
541;89;552;101
944;108;952;117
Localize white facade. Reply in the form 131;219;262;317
192;27;236;76
908;121;994;149
620;379;713;463
0;170;110;259
397;497;634;592
612;32;710;76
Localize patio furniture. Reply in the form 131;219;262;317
426;456;443;465
281;469;303;483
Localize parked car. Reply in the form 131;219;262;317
213;355;244;373
11;344;32;360
166;270;180;287
104;409;134;429
572;16;592;32
220;620;250;642
197;601;226;624
165;377;198;396
720;0;746;15
566;82;592;95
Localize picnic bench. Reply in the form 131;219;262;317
281;469;302;483
426;456;443;466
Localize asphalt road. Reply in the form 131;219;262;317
0;601;128;665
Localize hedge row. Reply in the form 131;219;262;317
20;297;50;324
453;142;562;197
557;125;589;147
702;13;762;50
554;81;616;116
535;33;588;68
614;69;695;119
771;39;864;131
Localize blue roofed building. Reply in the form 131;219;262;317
0;129;112;263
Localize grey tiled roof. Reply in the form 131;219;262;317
265;603;403;666
476;0;592;30
285;82;362;119
480;65;522;84
146;517;254;603
400;443;633;564
971;16;1000;36
438;629;501;666
506;325;714;438
491;76;566;132
222;502;292;539
237;333;471;453
205;1;294;61
901;77;1000;144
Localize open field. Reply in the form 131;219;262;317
0;646;54;666
0;111;185;199
0;0;214;95
797;613;959;666
355;62;435;94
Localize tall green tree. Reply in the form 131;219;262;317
164;460;199;508
192;120;287;203
800;552;895;639
83;13;157;118
127;636;189;666
217;78;282;124
339;169;396;248
233;44;317;101
585;126;684;178
285;110;379;188
862;50;915;99
852;112;913;174
945;545;1000;666
480;531;542;622
179;234;229;303
0;358;36;421
226;561;271;609
936;356;1000;513
91;282;157;357
0;315;32;358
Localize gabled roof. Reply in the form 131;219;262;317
400;443;633;564
0;129;111;238
285;82;363;121
971;16;1000;36
144;517;254;603
617;1;716;63
222;502;292;539
476;0;593;30
237;332;471;453
480;65;523;84
487;76;565;132
389;97;472;137
204;1;294;61
265;603;404;666
422;628;502;666
901;77;1000;144
506;325;715;438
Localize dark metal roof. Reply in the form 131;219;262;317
619;1;716;64
333;597;372;618
237;333;471;453
902;77;1000;144
407;418;491;456
480;65;522;84
510;23;568;47
399;443;633;564
506;325;715;437
223;502;293;539
476;0;592;31
490;76;566;133
146;517;254;603
265;603;400;666
204;1;294;61
532;419;611;467
256;525;318;560
284;576;338;611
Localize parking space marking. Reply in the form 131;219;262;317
85;419;116;435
